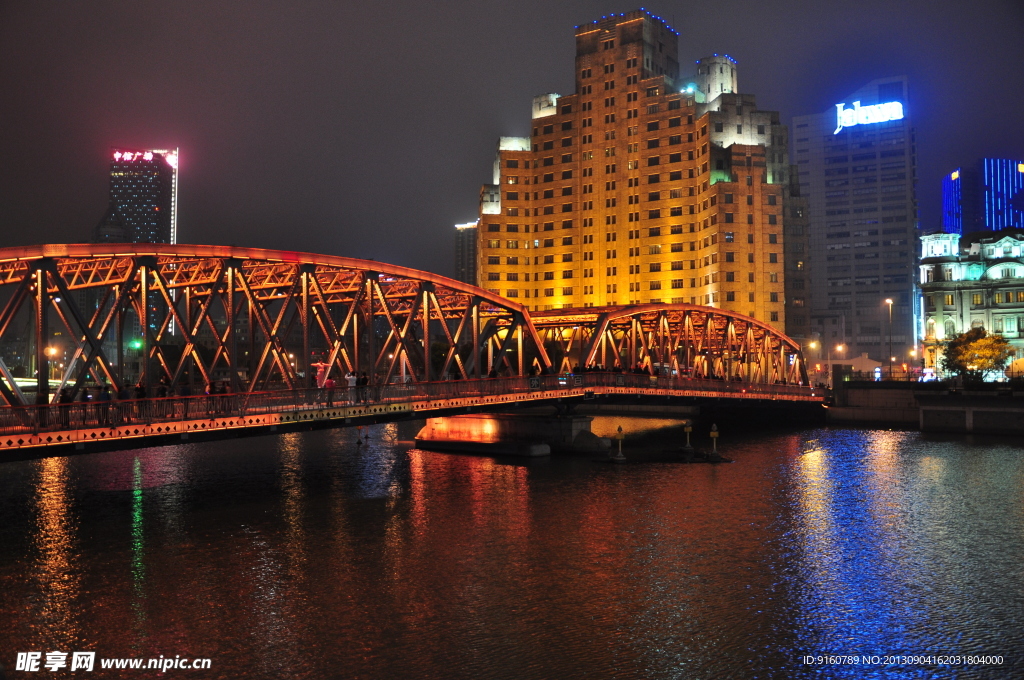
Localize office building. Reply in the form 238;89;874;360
919;230;1024;371
97;148;179;244
943;158;1024;235
454;221;478;285
792;77;918;362
474;11;789;329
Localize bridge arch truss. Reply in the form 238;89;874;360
0;244;550;405
531;304;808;385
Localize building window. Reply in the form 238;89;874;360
770;312;779;322
972;293;983;306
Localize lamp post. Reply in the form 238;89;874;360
884;298;894;379
808;341;819;384
44;346;57;380
827;346;843;387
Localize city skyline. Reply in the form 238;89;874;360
1;0;1022;277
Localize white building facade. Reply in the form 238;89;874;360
919;230;1024;372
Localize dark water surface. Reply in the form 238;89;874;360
1;419;1021;679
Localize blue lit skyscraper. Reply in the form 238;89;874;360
942;158;1024;234
793;76;918;363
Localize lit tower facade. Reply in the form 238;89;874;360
793;77;918;363
943;158;1024;235
475;10;789;330
454;221;478;284
104;148;179;244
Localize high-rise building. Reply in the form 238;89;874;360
97;148;179;244
792;77;918;362
474;11;789;329
454;221;478;284
943;158;1024;235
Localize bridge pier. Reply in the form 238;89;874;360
415;413;611;457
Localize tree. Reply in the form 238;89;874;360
940;327;1013;381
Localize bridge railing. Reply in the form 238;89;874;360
0;374;817;438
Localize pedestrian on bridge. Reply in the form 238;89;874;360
346;371;358;404
324;377;336;407
57;388;72;428
97;385;112;426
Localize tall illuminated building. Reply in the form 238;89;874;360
792;77;918;362
474;10;789;329
943;158;1024;235
96;148;179;244
454;221;478;284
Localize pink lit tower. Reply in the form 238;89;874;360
94;148;179;244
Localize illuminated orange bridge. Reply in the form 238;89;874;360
0;244;819;457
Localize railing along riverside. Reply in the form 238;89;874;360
0;373;817;437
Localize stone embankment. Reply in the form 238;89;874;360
828;381;1024;434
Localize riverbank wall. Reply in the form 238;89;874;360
828;381;1024;434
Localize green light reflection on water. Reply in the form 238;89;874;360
131;456;146;629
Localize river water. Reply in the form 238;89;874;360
0;418;1021;679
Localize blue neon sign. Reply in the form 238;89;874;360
834;101;904;134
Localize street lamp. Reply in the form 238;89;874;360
884;298;894;379
832;344;845;387
807;341;819;383
44;347;57;380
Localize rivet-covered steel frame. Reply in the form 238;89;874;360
0;244;550;405
530;304;809;385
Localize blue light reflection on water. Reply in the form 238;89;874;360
782;429;1024;678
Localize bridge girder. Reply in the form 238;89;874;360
531;304;808;385
0;244;551;405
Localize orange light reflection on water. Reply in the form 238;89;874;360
32;456;82;649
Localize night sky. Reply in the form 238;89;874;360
2;0;1022;277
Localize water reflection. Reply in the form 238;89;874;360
32;456;81;649
131;457;146;631
0;425;1022;678
787;429;1024;673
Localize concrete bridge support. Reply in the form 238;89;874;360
415;413;611;457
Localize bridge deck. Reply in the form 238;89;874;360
0;375;822;457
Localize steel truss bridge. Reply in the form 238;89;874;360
0;244;816;455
